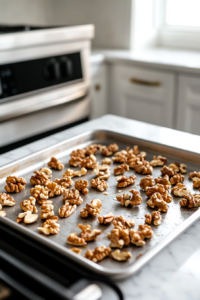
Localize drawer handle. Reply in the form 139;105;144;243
130;78;161;86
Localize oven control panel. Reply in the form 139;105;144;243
0;52;82;102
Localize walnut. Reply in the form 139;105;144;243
170;174;184;185
102;158;111;165
84;246;111;263
101;143;119;156
189;171;200;179
130;225;154;246
138;151;147;159
180;194;200;208
171;183;191;197
16;211;38;224
116;175;136;188
113;215;135;230
74;180;89;194
98;212;115;224
147;192;168;212
69;156;83;167
93;165;110;180
4;176;26;193
70;248;82;254
0;193;15;206
78;224;102;241
59;202;76;218
140;175;155;190
0;204;2;210
114;164;129;175
108;228;130;248
112;154;128;164
30;185;49;204
38;216;60;235
0;211;6;217
192;177;200;189
39;167;52;178
116;190;142;207
145;211;162;226
127;145;140;155
168;162;187;174
67;232;87;246
63;188;83;205
146;184;172;203
70;149;86;158
63;168;87;178
40;203;54;219
134;159;153;175
80;155;99;169
91;178;108;192
155;175;171;190
47;181;65;197
127;156;140;168
84;144;102;155
30;171;49;185
111;249;132;261
20;196;37;213
150;155;167;167
80;198;102;218
54;177;73;188
115;150;128;157
161;165;177;177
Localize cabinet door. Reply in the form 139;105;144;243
90;63;107;119
110;64;175;128
177;75;200;135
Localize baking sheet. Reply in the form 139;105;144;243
1;130;200;279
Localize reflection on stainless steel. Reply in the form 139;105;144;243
73;284;102;300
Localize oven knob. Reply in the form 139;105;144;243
60;57;73;79
44;58;61;80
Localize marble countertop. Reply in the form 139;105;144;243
90;48;200;75
1;115;200;300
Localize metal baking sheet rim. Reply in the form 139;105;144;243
0;129;200;280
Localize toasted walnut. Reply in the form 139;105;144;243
4;176;26;193
39;167;52;178
40;203;54;219
130;224;154;246
54;177;73;188
30;171;49;185
80;155;99;169
20;196;37;213
116;190;142;207
74;180;89;195
101;143;119;156
108;228;130;248
147;192;168;212
115;150;128;157
0;211;6;217
0;204;2;210
84;144;102;155
112;154;128;164
47;181;65;197
127;145;140;155
155;175;171;190
171;183;191;197
161;165;177;177
38;216;60;235
140;175;155;190
69;156;82;167
70;149;86;158
138;151;147;159
145;211;162;226
78;224;102;241
93;165;110;180
114;164;129;175
192;177;200;189
168;162;187;174
30;185;49;204
113;215;135;230
127;156;140;168
59;202;76;218
16;211;38;224
80;198;102;218
91;178;108;192
102;158;112;165
111;249;132;261
63;188;83;205
170;174;184;185
70;248;82;254
150;155;167;167
189;171;200;179
146;184;172;203
134;159;153;175
67;232;87;246
180;194;200;208
0;193;15;206
98;212;115;224
63;168;87;178
116;175;136;188
84;246;111;263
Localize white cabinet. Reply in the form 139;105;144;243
109;64;175;128
177;74;200;135
90;63;107;119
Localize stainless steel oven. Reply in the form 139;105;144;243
0;25;94;153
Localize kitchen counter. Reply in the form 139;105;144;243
1;115;200;300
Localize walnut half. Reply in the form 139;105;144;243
5;176;26;193
38;216;60;235
63;168;87;178
113;215;135;230
48;157;64;170
67;232;87;246
111;249;132;261
16;211;38;224
20;196;37;213
63;188;83;206
80;199;102;218
171;183;191;197
59;202;76;218
145;211;162;226
130;225;154;246
91;178;108;192
74;179;89;195
84;246;111;263
30;185;49;204
147;192;168;212
98;212;115;224
116;190;142;207
47;181;65;197
116;175;136;188
114;164;129;176
108;228;130;248
78;224;102;241
0;193;15;206
180;194;200;208
140;175;155;191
